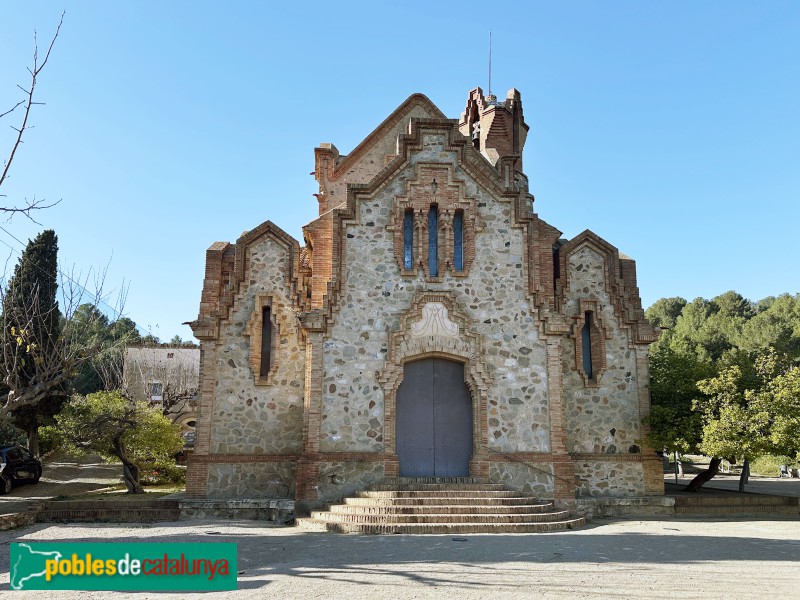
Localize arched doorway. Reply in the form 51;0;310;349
395;358;473;477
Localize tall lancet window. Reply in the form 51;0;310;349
428;205;439;276
453;210;464;271
260;306;273;377
581;311;593;380
403;209;414;269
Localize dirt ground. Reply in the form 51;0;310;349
0;454;121;514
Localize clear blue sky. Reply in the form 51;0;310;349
1;2;798;341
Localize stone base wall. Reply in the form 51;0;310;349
316;461;385;503
488;461;554;497
179;499;294;523
205;462;296;499
576;496;675;520
575;460;645;497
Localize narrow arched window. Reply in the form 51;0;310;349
428;205;438;276
403;209;414;269
260;306;272;377
453;210;464;271
581;311;593;380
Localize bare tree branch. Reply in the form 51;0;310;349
0;12;64;221
0;100;26;121
0;262;127;420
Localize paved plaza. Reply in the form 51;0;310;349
2;464;799;598
1;514;799;599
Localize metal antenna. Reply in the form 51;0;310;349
488;30;492;95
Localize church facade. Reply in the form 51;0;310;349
186;88;664;510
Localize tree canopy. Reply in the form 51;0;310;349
646;291;800;490
55;391;183;493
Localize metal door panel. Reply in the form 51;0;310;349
396;358;472;477
433;359;472;477
396;359;434;476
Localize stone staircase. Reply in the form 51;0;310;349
674;494;799;515
297;477;585;534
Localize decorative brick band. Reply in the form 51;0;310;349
570;453;646;462
190;454;302;464
191;452;394;465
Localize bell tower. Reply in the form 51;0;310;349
458;87;529;172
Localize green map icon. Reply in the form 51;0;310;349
10;543;63;590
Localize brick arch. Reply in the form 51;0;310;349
378;292;493;466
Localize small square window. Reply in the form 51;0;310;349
149;382;164;401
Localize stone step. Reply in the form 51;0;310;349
342;496;540;506
381;477;490;485
328;503;555;515
297;517;586;534
306;479;584;535
310;510;573;524
356;489;527;499
370;482;507;492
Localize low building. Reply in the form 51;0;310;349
123;345;200;444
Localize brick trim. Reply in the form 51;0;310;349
387;162;482;278
555;231;659;348
378;291;493;469
545;338;568;455
188;452;394;464
190;454;302;463
570;453;648;461
572;299;608;387
310;118;519;339
245;294;281;385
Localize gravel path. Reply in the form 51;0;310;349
1;515;799;598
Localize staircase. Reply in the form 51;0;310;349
297;477;585;534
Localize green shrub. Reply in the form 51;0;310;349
750;455;796;477
140;463;186;486
37;425;64;457
0;417;25;446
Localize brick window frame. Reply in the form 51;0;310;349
389;163;480;280
247;294;279;385
574;299;607;387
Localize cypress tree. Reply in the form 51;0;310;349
3;230;62;455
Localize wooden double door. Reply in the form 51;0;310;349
395;358;473;477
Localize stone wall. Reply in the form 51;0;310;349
489;461;554;497
321;132;551;456
316;461;385;502
574;460;645;497
205;462;296;499
562;244;642;455
209;236;305;457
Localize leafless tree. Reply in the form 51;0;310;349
0;266;127;439
0;12;64;221
122;345;199;420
